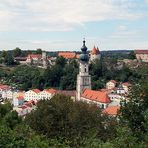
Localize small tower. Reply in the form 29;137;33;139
76;39;91;101
90;46;101;62
42;51;47;69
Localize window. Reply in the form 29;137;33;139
101;104;104;109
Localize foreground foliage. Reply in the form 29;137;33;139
25;95;116;146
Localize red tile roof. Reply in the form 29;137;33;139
135;50;148;54
0;84;10;90
103;106;120;116
108;80;117;84
44;88;57;94
32;89;41;94
81;89;111;103
58;52;76;59
122;82;131;87
17;96;24;100
27;54;42;59
91;46;100;55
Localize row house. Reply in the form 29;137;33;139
24;88;56;101
0;84;10;97
25;89;41;101
81;89;111;109
39;89;56;100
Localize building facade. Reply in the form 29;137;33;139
90;46;101;62
106;80;117;90
76;40;91;101
135;50;148;62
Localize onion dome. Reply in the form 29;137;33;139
80;54;89;62
81;39;87;53
80;39;89;62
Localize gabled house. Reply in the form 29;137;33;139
106;80;117;90
39;88;57;100
25;89;41;101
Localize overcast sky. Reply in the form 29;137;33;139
0;0;148;51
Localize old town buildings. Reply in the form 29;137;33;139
135;50;148;62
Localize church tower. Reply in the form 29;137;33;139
76;39;91;101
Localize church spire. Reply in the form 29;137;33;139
76;39;91;101
80;39;89;62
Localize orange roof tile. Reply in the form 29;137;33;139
91;46;100;55
122;82;131;87
32;89;41;94
17;96;24;100
27;54;42;59
135;50;148;54
108;80;117;84
103;106;120;116
44;88;57;94
58;52;76;59
0;84;10;90
81;89;111;103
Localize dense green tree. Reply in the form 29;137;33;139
13;47;22;57
0;50;7;58
4;52;14;66
60;59;78;90
56;56;66;67
36;48;42;54
120;79;148;139
129;51;136;59
25;95;117;146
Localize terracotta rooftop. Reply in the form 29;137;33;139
122;82;131;87
27;54;42;59
103;106;120;116
91;46;100;55
81;89;111;103
135;50;148;54
17;96;24;100
44;88;57;94
108;80;117;84
32;89;41;94
58;52;76;59
0;84;10;90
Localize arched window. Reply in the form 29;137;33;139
85;65;87;72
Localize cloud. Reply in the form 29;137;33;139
0;0;145;32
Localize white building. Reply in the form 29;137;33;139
106;80;117;90
135;50;148;62
122;82;131;93
76;40;91;101
39;89;56;100
25;89;41;101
